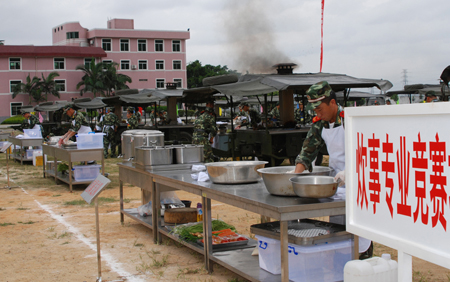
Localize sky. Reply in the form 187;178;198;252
1;0;449;91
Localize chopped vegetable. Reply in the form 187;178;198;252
172;220;237;242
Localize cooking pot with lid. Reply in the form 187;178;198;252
134;145;173;166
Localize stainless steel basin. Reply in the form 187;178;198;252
205;161;268;184
134;146;173;166
257;166;333;196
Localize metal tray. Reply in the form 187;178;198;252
197;238;248;250
250;219;351;246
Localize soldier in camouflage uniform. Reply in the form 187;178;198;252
58;104;91;145
99;107;120;158
192;100;217;163
236;102;261;129
20;108;43;132
269;102;281;120
294;101;312;125
293;81;373;259
126;107;139;129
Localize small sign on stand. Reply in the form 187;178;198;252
81;174;111;282
1;142;18;190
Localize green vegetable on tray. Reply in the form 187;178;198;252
172;220;237;243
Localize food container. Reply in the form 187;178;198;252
205;161;268;184
23;129;42;138
76;133;105;149
173;144;204;164
72;164;101;181
289;175;339;198
134;146;173;166
121;130;164;160
257;166;333;196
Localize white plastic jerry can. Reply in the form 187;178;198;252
344;254;398;282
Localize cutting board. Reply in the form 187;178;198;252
164;207;198;224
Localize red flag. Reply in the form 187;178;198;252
320;0;325;73
138;107;143;115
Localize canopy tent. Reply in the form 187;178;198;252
34;101;69;112
183;72;393;102
73;97;106;109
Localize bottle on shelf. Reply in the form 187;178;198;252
197;203;203;222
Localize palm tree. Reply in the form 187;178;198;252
102;62;132;97
76;59;132;97
12;74;41;105
40;72;61;101
76;58;107;97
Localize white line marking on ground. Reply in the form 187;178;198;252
0;169;147;282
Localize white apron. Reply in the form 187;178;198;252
72;120;91;134
321;123;371;253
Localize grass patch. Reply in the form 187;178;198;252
58;231;72;239
52;194;61;197
64;197;118;206
18;221;36;224
133;238;144;247
16;203;29;210
64;199;86;206
0;222;15;226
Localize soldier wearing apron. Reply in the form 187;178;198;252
58;104;91;145
294;81;372;259
20;108;44;134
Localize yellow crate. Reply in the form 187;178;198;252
34;155;44;166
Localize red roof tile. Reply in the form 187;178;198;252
0;45;107;58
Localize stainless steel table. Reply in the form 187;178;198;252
118;162;356;282
8;136;43;165
43;144;105;192
0;132;11;140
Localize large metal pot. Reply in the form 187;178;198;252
134;146;173;166
205;161;268;184
289;175;339;198
173;144;204;164
122;130;164;160
257;166;333;196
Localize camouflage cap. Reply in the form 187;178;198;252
239;101;249;107
21;108;33;114
306;81;333;109
63;104;73;113
127;106;135;113
425;90;437;98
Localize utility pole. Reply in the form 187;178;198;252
402;69;408;86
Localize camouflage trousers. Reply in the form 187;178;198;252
192;135;214;163
103;133;117;158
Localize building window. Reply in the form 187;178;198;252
156;60;164;70
102;60;113;67
9;58;21;70
54;58;65;69
102;39;111;51
172;40;181;52
174;79;182;88
138;39;147;52
138;60;147;70
173;60;181;70
84;58;93;68
156;79;165;89
155;40;163;52
66;32;79;39
120;39;129;52
121;60;130;70
10;80;21;93
11;102;23;116
55;80;66;92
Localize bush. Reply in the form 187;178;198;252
1;115;25;124
87;111;99;118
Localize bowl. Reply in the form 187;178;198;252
257;166;333;196
289;175;339;198
205;161;268;184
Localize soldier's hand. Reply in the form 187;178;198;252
294;163;306;173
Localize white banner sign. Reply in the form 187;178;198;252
346;102;450;270
81;174;111;204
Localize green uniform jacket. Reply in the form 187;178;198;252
295;105;344;171
99;112;120;136
20;114;41;131
269;107;280;120
69;111;89;133
127;115;139;129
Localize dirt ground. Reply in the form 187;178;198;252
0;155;449;282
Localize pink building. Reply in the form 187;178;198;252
0;18;190;122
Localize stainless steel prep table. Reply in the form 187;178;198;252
42;144;105;192
8;136;43;165
118;162;356;282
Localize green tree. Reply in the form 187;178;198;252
12;74;42;104
40;72;61;101
76;58;107;97
76;59;132;97
186;60;239;88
